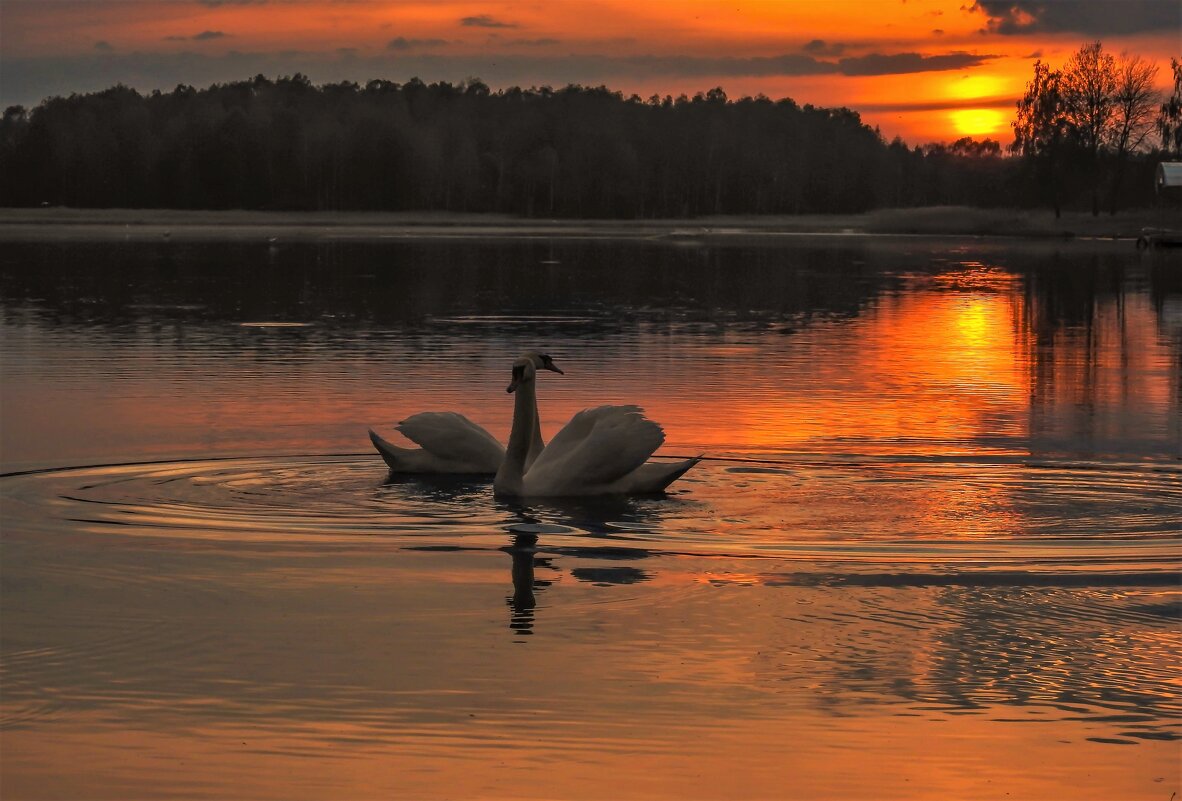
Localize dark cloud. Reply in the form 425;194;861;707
857;95;1015;113
561;51;998;79
973;0;1180;35
624;53;834;77
460;15;516;28
509;38;560;47
387;37;449;51
165;31;230;41
837;51;998;76
802;39;846;57
199;0;266;6
932;28;945;35
94;41;113;52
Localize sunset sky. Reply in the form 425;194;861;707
1;0;1178;144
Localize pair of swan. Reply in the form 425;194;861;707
368;352;699;496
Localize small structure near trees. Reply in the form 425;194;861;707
1135;162;1182;249
1156;162;1182;194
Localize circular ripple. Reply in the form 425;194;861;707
0;454;1179;567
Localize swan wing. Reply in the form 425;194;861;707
525;405;664;495
370;428;419;471
608;457;702;494
396;412;505;470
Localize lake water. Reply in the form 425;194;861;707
1;235;1179;799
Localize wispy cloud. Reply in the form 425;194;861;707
837;52;996;76
387;37;449;51
94;41;113;52
165;31;230;41
460;14;517;28
615;51;999;78
856;95;1016;113
802;39;846;57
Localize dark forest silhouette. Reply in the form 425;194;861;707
0;68;1175;217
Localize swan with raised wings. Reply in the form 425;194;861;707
493;355;700;496
369;352;563;474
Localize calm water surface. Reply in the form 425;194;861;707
1;236;1180;799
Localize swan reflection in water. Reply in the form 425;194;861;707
501;533;555;640
379;472;677;640
496;494;670;640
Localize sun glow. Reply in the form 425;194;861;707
948;74;1007;100
950;108;1007;137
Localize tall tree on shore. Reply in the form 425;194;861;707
1013;61;1072;217
1107;53;1159;214
1061;42;1116;216
1159;58;1182;157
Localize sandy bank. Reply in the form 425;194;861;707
0;205;1177;243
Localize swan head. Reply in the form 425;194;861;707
529;352;563;376
507;352;562;393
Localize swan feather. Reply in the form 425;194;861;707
523;405;666;495
370;412;504;474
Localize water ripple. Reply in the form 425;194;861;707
2;453;1178;571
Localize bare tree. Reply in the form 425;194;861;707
1062;41;1116;216
1012;61;1071;217
1107;53;1159;213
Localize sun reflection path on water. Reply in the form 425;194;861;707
676;267;1030;456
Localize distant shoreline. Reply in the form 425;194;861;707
0;206;1177;243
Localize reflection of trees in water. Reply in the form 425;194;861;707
772;575;1180;726
1022;254;1181;454
919;583;1179;726
0;239;898;335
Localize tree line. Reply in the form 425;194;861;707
1;46;1178;217
1012;42;1182;217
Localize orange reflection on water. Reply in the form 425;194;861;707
648;269;1029;457
1027;287;1177;452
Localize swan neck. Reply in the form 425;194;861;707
496;378;537;492
527;397;545;469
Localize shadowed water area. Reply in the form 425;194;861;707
1;236;1180;799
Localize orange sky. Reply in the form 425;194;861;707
1;0;1178;144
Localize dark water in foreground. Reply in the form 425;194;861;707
1;237;1179;799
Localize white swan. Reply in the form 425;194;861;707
493;355;700;496
369;352;563;474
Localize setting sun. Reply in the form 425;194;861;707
951;108;1008;137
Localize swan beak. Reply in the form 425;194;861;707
544;363;564;374
506;380;519;393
